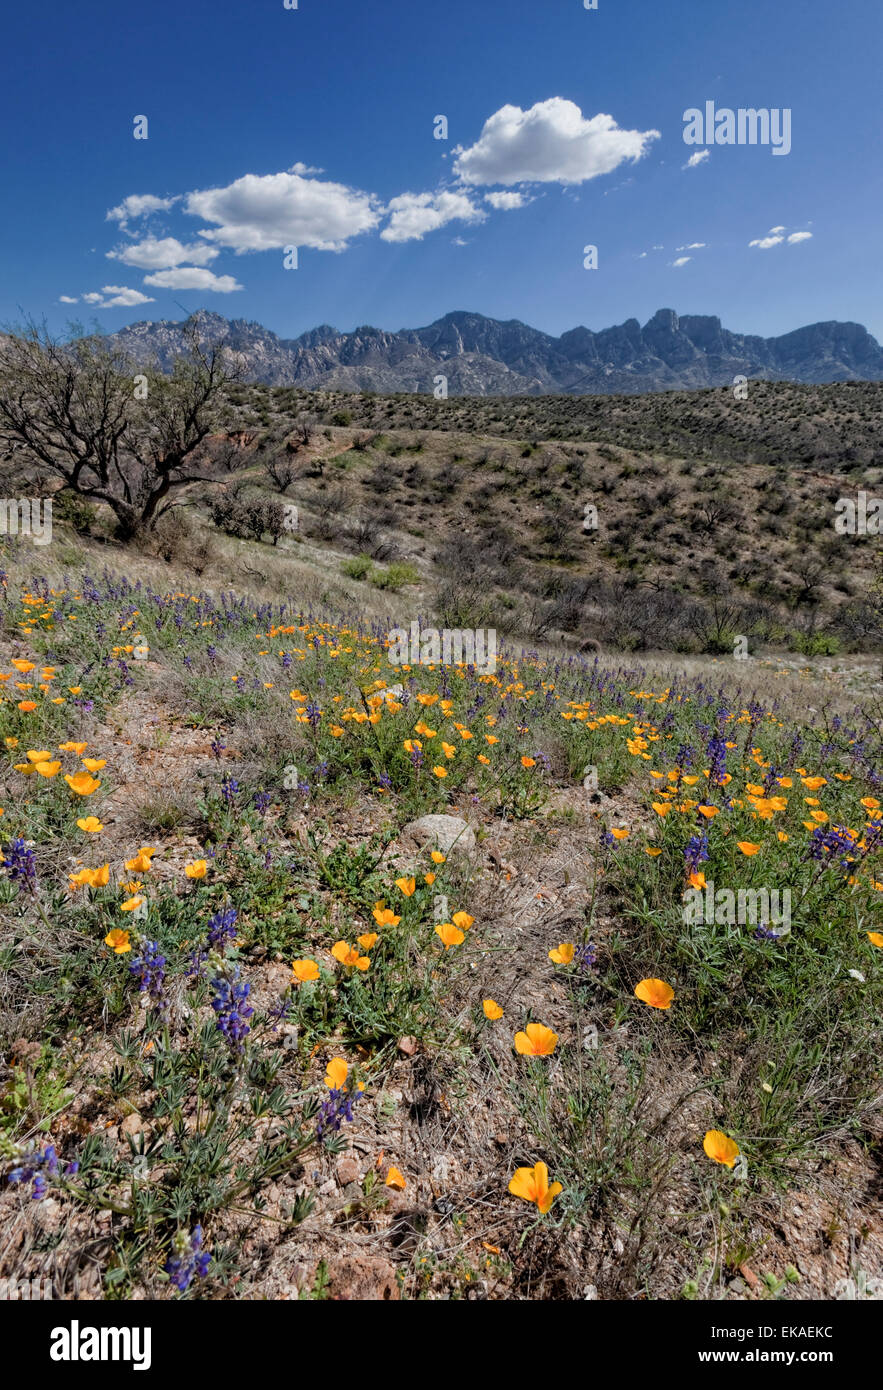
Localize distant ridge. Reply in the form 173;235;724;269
108;307;883;396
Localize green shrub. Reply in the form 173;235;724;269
341;554;373;580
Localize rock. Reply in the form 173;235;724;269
402;814;475;855
327;1253;400;1301
336;1154;362;1186
397;1035;417;1057
120;1114;144;1137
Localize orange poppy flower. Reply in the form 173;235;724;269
548;943;575;965
395;876;416;897
331;941;370;971
372;905;400;927
482;998;504;1020
184;860;207;879
126;848;157;873
703;1130;740;1168
104;929;131;954
514;1022;558;1056
385;1165;406;1190
508;1160;562;1213
324;1057;349;1089
634;978;674;1010
292;959;320;982
435;922;465;949
65;772;100;797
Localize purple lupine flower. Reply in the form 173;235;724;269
221;777;239;805
206;907;238;947
806;823;857;868
317;1087;359;1139
6;1144;75;1200
129;940;167;1013
675;743;695;770
208;963;254;1050
3;838;38;892
684;833;709;874
253;790;271;816
575;942;597;973
706;735;728;787
305;700;321;728
165;1225;211;1292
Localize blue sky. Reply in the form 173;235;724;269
2;0;880;343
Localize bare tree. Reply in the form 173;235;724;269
0;318;238;539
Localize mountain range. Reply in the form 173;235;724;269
108;308;883;396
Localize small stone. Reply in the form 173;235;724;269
402;814;476;855
336;1155;362;1186
397;1035;417;1057
120;1114;144;1137
327;1253;400;1301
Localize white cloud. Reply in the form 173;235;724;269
637;251;647;259
484;190;530;210
452;98;659;187
185;170;381;252
99;286;156;307
750;226;812;249
142;266;243;292
289;161;324;175
78;285;156;308
683;150;710;169
677;242;706;250
59;295;79;304
381;189;486;243
105;194;179;226
107;236;219;270
672;256;691;267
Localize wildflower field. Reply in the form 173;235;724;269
0;550;881;1302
